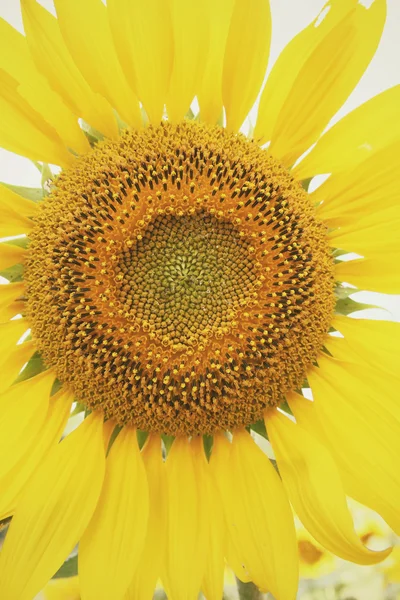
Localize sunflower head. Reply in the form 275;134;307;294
25;121;335;435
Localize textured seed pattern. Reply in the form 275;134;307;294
25;121;335;435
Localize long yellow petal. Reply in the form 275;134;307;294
0;183;38;218
329;205;400;255
0;281;25;311
294;83;400;179
108;0;173;124
53;0;141;129
0;369;55;480
210;434;252;584
80;426;148;600
202;451;226;600
21;0;118;139
0;69;73;167
292;357;400;533
197;0;235;125
0;242;26;271
0;318;29;357
125;435;166;600
336;257;400;294
213;431;298;599
0;387;73;520
332;315;399;378
0;340;34;394
222;0;271;132
255;0;355;144
0;17;89;155
166;0;208;123
0;412;105;600
0;211;32;238
0;300;25;323
314;139;400;226
267;0;386;167
163;437;207;600
267;409;391;564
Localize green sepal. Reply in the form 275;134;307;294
80;120;105;145
161;434;174;457
248;419;268;440
203;434;213;460
137;430;148;449
335;296;378;316
2;182;43;203
70;402;86;416
15;352;46;383
52;554;78;579
0;262;24;283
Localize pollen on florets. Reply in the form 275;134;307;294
25;121;335;435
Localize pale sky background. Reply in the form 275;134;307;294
0;0;399;319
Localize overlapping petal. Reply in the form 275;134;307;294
0;413;105;600
267;409;391;564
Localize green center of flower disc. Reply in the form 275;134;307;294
25;121;335;435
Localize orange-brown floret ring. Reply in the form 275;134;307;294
25;121;335;436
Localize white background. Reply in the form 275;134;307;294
0;0;399;319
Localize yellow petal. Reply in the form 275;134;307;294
125;435;166;600
108;0;173;124
166;0;208;123
0;412;105;600
315;139;400;226
0;340;34;394
210;434;252;584
0;281;25;311
213;430;298;599
291;357;400;533
0;17;89;156
0;386;73;520
53;0;141;129
41;576;80;600
202;450;226;600
335;257;400;294
0;183;38;218
332;315;399;378
223;0;271;132
0;69;73;167
163;437;207;600
267;409;391;564
256;0;353;144
197;0;235;125
0;318;29;357
22;0;118;139
294;83;400;179
0;212;32;238
0;369;55;480
0;242;26;271
267;0;386;167
80;426;149;600
0;300;25;323
329;206;400;255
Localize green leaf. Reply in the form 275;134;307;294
0;262;24;283
2;182;43;203
335;285;359;300
301;177;312;192
53;554;78;579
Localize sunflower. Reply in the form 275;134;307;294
0;0;399;598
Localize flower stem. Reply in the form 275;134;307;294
236;578;263;600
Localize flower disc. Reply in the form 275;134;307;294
25;122;335;435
